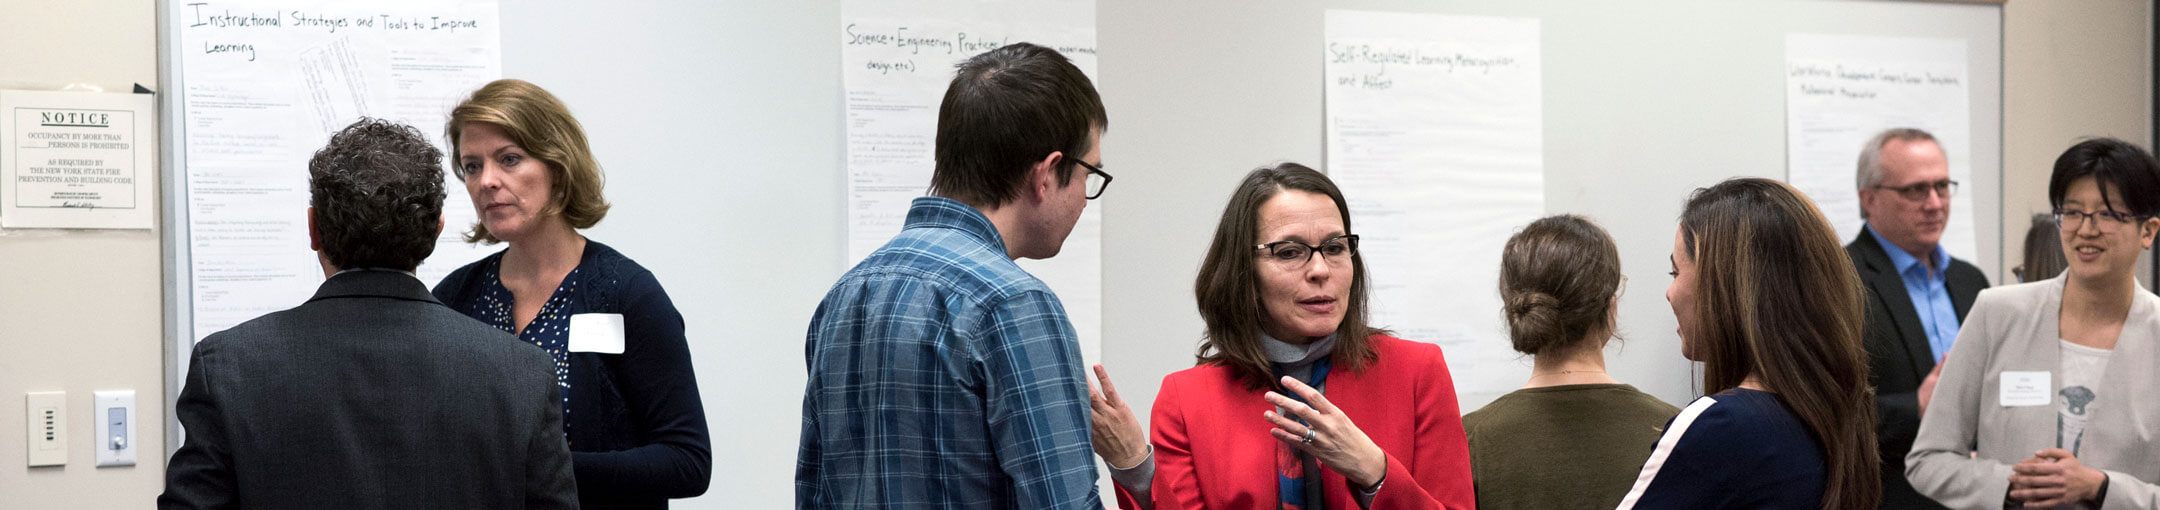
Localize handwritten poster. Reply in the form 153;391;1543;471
176;1;500;343
1787;34;1975;262
1325;10;1544;411
1;90;156;229
840;0;1101;367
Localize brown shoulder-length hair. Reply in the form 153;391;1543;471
445;79;610;244
1194;162;1387;391
1680;177;1879;510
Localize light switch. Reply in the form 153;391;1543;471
93;390;135;467
26;391;65;467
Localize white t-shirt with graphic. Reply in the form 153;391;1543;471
2057;339;2112;455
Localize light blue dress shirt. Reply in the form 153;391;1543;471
1867;224;1961;362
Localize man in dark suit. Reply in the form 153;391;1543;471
1846;128;1989;510
159;119;577;509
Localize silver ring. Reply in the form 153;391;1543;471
1301;427;1317;445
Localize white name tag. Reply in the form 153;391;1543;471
2000;371;2051;407
568;313;626;354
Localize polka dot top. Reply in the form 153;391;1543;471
469;259;581;435
433;240;713;504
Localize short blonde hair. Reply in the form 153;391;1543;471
446;79;609;244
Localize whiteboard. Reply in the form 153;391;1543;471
157;0;504;456
161;1;2001;507
1092;0;2001;417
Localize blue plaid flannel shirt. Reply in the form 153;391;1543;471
797;196;1101;509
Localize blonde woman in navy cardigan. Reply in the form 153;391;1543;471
433;79;711;509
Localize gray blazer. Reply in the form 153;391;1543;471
159;270;578;509
1906;274;2160;510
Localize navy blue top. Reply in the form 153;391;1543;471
1617;388;1826;510
435;240;711;509
464;262;581;431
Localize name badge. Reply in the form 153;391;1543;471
568;313;626;354
2000;371;2051;407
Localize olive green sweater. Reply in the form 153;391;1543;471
1462;384;1681;510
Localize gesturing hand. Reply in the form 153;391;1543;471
1918;351;1948;416
1262;375;1388;487
1088;364;1150;469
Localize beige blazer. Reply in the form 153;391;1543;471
1906;275;2160;509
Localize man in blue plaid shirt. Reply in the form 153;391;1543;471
798;42;1112;509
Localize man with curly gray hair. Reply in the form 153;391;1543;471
160;118;577;510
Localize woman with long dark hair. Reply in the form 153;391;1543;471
1617;177;1880;509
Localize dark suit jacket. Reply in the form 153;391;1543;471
159;270;578;510
1848;231;1988;510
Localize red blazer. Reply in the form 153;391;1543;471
1119;335;1475;510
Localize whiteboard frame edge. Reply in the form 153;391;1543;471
156;0;192;463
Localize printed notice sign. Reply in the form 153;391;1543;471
1;90;157;229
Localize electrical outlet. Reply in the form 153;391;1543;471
93;390;135;467
26;391;65;467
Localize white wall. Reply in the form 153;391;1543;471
496;1;2007;507
497;2;842;508
1093;0;2004;424
1999;0;2153;283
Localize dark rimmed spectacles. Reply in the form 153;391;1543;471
1074;159;1112;200
1873;179;1959;201
2055;208;2147;233
1255;234;1359;267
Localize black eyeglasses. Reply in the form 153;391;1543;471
1074;159;1112;200
2055;208;2147;233
1873;179;1959;201
1254;234;1359;267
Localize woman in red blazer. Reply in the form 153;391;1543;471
1093;163;1475;510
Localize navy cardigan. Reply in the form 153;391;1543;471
434;240;712;508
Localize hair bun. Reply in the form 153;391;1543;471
1503;291;1558;318
1499;214;1622;356
1502;289;1568;354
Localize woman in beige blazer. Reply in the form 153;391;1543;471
1907;138;2160;509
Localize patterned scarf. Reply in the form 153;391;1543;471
1276;357;1331;509
1263;332;1337;510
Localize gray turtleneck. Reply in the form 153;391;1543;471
1264;332;1337;390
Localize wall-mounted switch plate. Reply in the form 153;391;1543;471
26;391;65;467
93;390;135;467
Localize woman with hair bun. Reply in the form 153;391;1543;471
1463;214;1680;510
